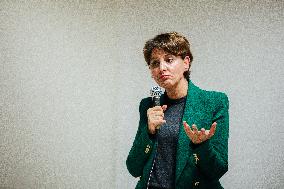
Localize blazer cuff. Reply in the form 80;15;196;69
191;139;212;156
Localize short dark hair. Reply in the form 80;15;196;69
143;32;193;80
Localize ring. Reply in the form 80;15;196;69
193;135;198;143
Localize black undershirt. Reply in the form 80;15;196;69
149;95;187;189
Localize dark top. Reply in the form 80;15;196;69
126;81;229;189
149;95;187;189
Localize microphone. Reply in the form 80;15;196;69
150;86;163;134
150;86;163;107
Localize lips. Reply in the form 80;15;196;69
160;75;170;80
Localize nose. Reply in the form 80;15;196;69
159;60;167;71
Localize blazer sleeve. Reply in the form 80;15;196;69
126;98;155;177
192;93;229;181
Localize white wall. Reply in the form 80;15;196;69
0;0;283;188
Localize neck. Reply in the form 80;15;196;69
166;79;188;99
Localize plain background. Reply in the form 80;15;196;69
0;0;283;188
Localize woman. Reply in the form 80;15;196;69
126;32;229;189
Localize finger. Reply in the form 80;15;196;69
155;119;166;129
158;116;166;123
147;107;162;117
162;105;167;111
147;108;156;118
156;115;165;120
148;124;156;134
208;122;217;138
152;111;164;116
200;128;206;134
183;121;189;128
183;121;193;133
183;121;194;139
193;125;203;143
148;109;164;119
151;116;162;121
198;128;205;139
154;117;166;123
151;106;163;111
192;133;199;144
192;124;198;134
199;128;207;141
149;113;164;120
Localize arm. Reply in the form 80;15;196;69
189;93;229;181
126;99;155;177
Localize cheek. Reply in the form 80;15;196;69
178;65;187;73
150;70;158;77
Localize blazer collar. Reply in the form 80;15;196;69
175;80;202;183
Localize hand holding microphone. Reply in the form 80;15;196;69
147;86;167;135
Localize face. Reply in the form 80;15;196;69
149;48;190;90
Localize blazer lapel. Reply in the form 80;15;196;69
175;81;201;183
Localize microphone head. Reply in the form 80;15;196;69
150;86;163;98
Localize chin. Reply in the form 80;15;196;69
158;81;173;90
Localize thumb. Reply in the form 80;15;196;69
162;105;167;111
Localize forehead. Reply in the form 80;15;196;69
150;48;172;60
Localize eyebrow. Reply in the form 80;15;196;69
163;54;174;58
150;53;173;60
149;59;158;64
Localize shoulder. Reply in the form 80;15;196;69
191;83;229;111
201;89;229;105
139;97;152;107
139;97;152;113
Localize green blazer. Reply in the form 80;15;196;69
126;81;229;189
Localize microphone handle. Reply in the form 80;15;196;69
153;96;161;135
153;96;160;106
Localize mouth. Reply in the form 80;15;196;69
160;75;170;80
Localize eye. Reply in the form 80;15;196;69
166;57;174;64
150;61;160;68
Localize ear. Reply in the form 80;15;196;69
183;56;191;70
